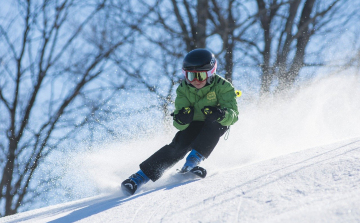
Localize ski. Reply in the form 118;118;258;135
177;166;207;178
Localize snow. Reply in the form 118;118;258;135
2;138;360;223
2;75;360;222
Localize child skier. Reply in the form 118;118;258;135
121;48;239;195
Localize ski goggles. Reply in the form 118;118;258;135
183;71;209;82
182;60;217;82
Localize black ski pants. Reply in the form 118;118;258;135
140;120;228;182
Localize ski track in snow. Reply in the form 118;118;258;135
3;137;360;223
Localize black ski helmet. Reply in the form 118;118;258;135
182;49;217;84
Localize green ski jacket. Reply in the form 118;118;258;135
173;74;239;131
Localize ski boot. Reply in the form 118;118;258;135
121;170;150;195
179;149;205;174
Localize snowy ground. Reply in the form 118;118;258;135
2;75;360;222
2;137;360;223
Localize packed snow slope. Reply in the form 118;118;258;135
2;75;360;222
2;137;360;223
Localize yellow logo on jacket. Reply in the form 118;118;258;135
207;92;216;101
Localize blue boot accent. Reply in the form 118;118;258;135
180;149;205;173
130;170;150;187
121;170;150;195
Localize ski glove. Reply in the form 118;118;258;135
173;107;194;125
201;106;226;122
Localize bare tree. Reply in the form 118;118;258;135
208;0;259;82
167;0;209;51
110;0;212;118
0;0;145;216
245;0;358;95
119;0;360;103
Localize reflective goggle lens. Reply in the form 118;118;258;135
186;71;207;82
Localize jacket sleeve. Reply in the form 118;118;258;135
173;82;191;131
217;81;239;126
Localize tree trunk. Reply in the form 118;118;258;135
195;0;208;48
